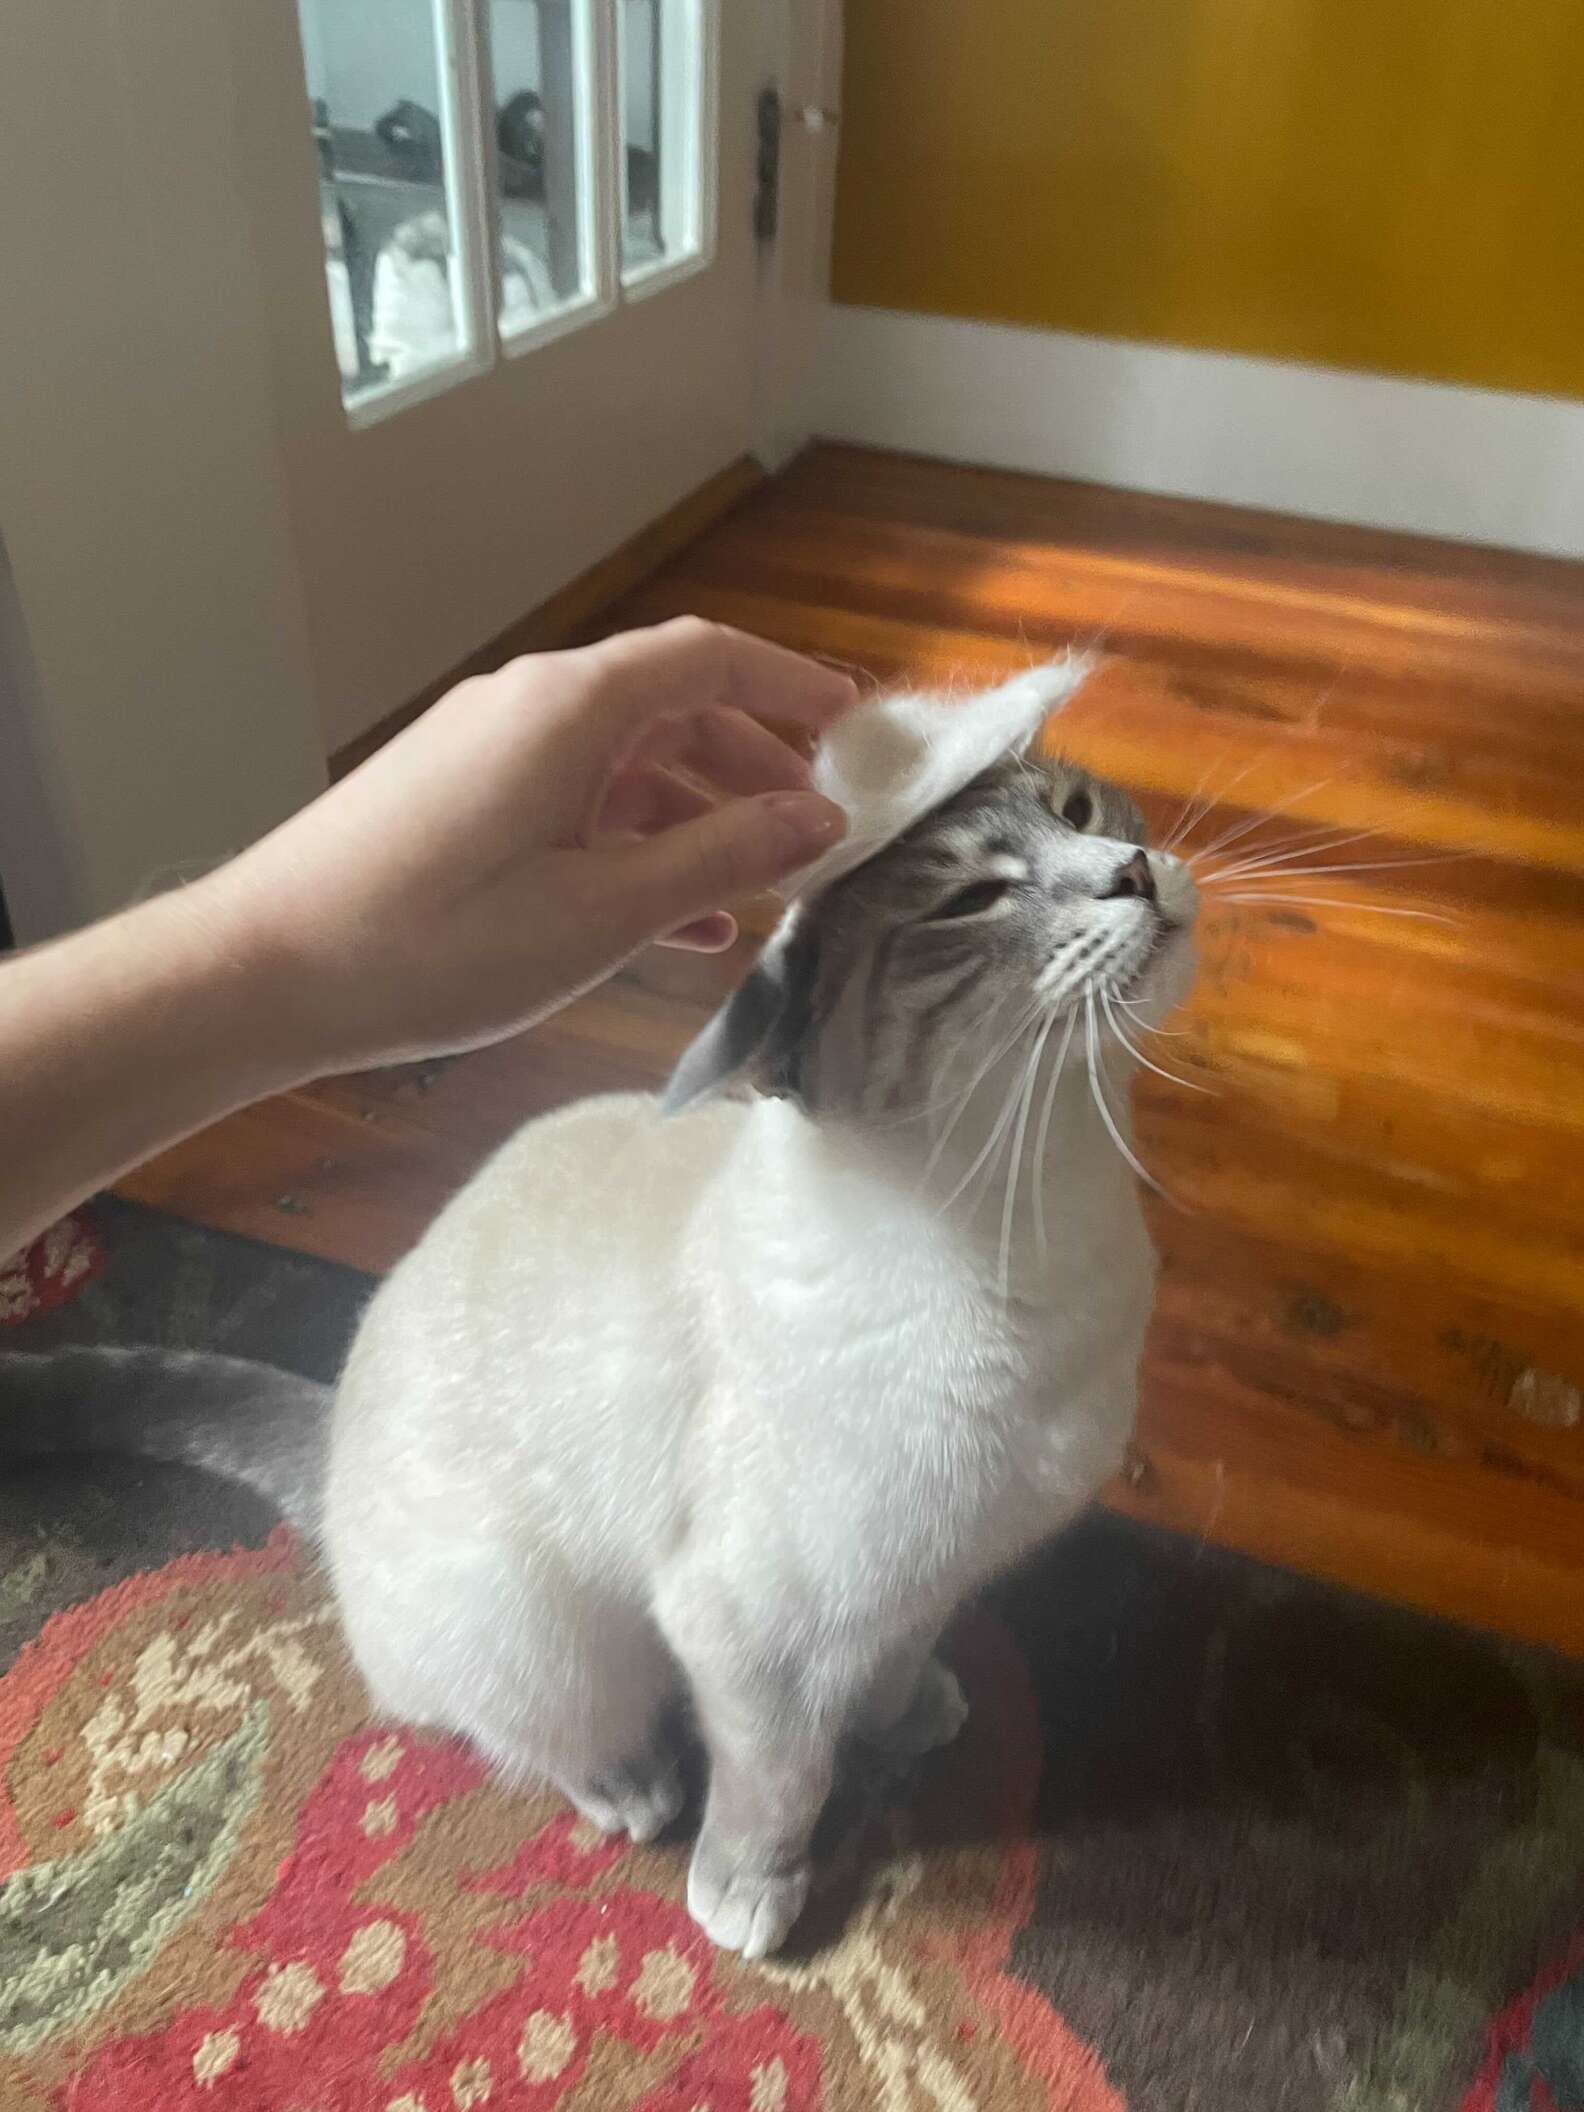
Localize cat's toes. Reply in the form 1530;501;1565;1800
565;1784;627;1836
866;1658;969;1757
567;1758;684;1843
687;1841;810;1958
615;1762;684;1844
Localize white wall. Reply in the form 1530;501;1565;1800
0;532;87;940
0;0;326;939
813;307;1584;561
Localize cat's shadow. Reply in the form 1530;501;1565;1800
779;1510;1580;1975
714;1509;1577;1967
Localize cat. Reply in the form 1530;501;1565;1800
0;658;1197;1958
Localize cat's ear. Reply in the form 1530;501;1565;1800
662;914;820;1114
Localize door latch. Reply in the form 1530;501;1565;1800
755;89;840;245
754;86;782;244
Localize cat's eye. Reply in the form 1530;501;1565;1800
1061;788;1094;831
933;879;1010;920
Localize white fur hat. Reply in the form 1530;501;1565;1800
784;654;1094;902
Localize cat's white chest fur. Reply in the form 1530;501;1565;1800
680;1096;1150;1628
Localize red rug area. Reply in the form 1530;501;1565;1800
0;1537;1110;2110
0;1215;105;1327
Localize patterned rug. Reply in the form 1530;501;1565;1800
3;1200;1583;2111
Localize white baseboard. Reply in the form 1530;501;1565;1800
811;304;1584;560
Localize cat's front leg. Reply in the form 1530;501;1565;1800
685;1663;838;1957
659;1588;848;1957
855;1634;969;1758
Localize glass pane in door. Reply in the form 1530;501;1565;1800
620;0;711;284
490;0;597;340
620;0;663;268
297;0;477;407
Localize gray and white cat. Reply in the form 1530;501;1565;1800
1;659;1196;1958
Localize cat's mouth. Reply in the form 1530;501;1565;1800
1116;920;1180;996
1112;873;1197;998
1037;916;1186;1010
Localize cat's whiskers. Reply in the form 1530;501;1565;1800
1083;993;1179;1206
1100;986;1215;1095
1031;1010;1079;1272
1112;994;1191;1038
869;985;1022;1134
1184;821;1373;888
1159;752;1234;855
1206;852;1465;888
932;1014;1046;1216
1184;772;1340;868
919;997;1043;1174
997;1014;1058;1303
1189;820;1467;928
959;1021;1045;1225
1197;823;1390;882
1162;747;1272;856
1162;675;1346;850
1197;809;1467;884
1219;891;1460;925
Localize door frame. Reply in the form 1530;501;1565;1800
753;0;845;468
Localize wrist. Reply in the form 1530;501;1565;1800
0;881;319;1261
142;874;323;1101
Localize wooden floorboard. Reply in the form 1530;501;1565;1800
118;444;1584;1656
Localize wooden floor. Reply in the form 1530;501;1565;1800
121;445;1584;1655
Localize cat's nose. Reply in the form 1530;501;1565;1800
1102;850;1157;905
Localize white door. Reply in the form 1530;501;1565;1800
0;0;837;936
238;0;792;752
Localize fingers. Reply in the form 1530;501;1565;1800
627;704;813;800
600;757;817;955
595;789;846;955
585;617;858;743
658;911;740;953
570;619;855;851
596;763;715;839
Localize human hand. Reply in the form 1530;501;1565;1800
196;618;854;1072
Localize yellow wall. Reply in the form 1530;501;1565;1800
831;0;1584;401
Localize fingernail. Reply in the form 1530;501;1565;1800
762;791;848;855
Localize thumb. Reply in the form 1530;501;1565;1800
597;791;847;947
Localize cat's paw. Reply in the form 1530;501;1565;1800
687;1840;810;1958
865;1657;969;1758
568;1757;684;1844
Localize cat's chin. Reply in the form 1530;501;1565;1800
1121;925;1196;1025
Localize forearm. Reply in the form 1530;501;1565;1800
0;626;852;1264
0;888;307;1261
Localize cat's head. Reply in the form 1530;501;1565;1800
665;658;1197;1119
